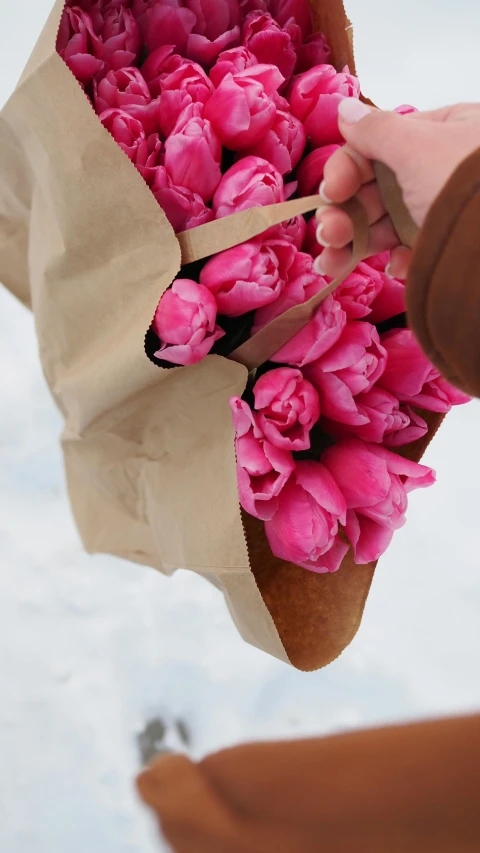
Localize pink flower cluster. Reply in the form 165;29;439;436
229;315;468;572
58;1;472;574
58;0;358;235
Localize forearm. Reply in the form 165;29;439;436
137;716;480;853
201;716;480;852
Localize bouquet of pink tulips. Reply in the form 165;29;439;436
0;0;468;670
58;0;469;574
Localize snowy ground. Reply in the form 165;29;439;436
1;1;480;851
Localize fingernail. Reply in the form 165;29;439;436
338;98;372;124
385;262;395;279
315;222;331;248
314;255;326;275
319;180;331;203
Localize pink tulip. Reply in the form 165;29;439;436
80;0;132;34
262;215;307;249
297;144;340;197
378;329;472;412
369;277;406;323
290;64;360;146
99;108;163;171
253;250;327;331
140;46;184;98
209;46;259;86
382;405;429;448
323;439;436;513
334;261;385;320
153;279;224;366
160;58;214;104
239;0;312;39
164;115;221;202
57;6;105;85
230;397;294;521
97;6;141;70
323;439;435;564
264;461;348;574
242;11;300;84
343;391;418;445
94;66;151;113
268;0;312;39
303;216;322;259
241;110;306;175
323;388;428;447
304;322;387;425
158;60;214;136
344;512;395;565
205;64;283;150
296;32;331;73
147;166;214;232
200;239;296;317
213;156;285;218
185;0;241;66
253;367;320;450
270;295;347;368
159;91;200;138
93;67;162;136
366;253;406;324
133;0;196;55
159;55;214;104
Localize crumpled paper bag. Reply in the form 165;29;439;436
0;0;442;670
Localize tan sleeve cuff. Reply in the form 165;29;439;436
406;146;480;397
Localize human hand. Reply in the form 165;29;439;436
136;718;480;853
314;101;480;280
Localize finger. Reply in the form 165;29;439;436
315;215;400;278
315;208;354;249
316;181;386;248
321;145;375;203
337;102;418;171
314;246;352;279
388;245;413;280
137;755;241;853
137;758;302;853
366;214;401;255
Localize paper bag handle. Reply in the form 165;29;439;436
373;161;419;250
176;193;332;266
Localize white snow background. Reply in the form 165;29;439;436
1;1;479;851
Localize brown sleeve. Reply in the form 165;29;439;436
137;716;480;853
407;147;480;397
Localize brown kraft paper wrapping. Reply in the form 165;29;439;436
0;0;443;670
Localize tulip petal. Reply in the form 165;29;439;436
346;511;394;564
301;538;349;574
307;370;369;426
295;461;346;524
367;445;436;492
322;439;391;509
271;296;347;368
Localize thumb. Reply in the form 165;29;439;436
337;100;415;170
